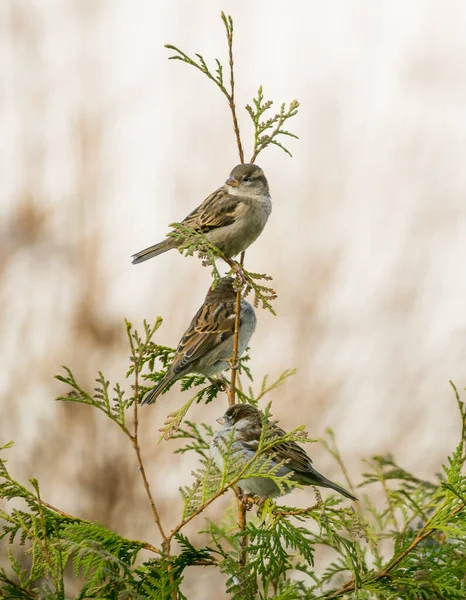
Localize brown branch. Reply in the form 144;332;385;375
228;253;244;407
227;251;249;565
130;433;167;543
129;338;175;599
323;502;466;599
41;500;76;519
130;353;167;543
222;12;244;163
125;327;168;558
0;576;37;599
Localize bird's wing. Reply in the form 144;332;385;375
242;421;313;473
182;188;248;232
170;300;236;375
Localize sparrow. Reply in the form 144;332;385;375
131;164;271;264
211;404;358;501
141;278;256;405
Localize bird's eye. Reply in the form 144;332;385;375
242;176;251;183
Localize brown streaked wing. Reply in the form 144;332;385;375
170;300;237;375
245;421;313;474
182;188;246;232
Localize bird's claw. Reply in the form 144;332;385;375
240;493;255;511
256;496;267;510
208;376;229;391
225;258;248;288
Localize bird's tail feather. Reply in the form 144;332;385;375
131;238;176;264
313;472;358;501
140;373;176;405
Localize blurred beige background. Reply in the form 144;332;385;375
1;0;466;595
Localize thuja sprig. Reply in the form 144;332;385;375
158;384;221;442
235;368;296;405
165;14;299;165
247;86;299;163
165;12;244;162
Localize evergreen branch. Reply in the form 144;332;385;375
171;421;214;459
165;12;244;162
221;11;244;163
255;369;296;402
322;499;466;598
55;367;131;435
159;395;198;442
450;380;466;457
30;478;61;592
321;428;359;506
247;87;299;163
273;503;320;517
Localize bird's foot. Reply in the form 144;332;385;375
225;258;248;288
239;493;255;511
256;496;268;510
208;375;230;392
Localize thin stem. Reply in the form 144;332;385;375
0;576;37;599
127;331;167;543
130;434;167;542
227;251;249;564
41;500;76;519
223;12;244;163
274;503;320;517
228;266;243;406
130;343;175;600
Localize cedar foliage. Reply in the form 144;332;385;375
1;11;465;600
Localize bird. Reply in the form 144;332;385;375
131;164;271;264
211;404;358;501
140;278;256;405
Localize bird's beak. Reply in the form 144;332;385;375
225;176;240;187
216;417;226;425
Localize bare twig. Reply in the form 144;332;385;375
222;12;244;163
227;251;248;567
127;330;167;544
228;252;245;406
165;12;244;164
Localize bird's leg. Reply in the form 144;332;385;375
256;496;268;511
239;493;255;511
207;375;230;391
224;257;248;287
